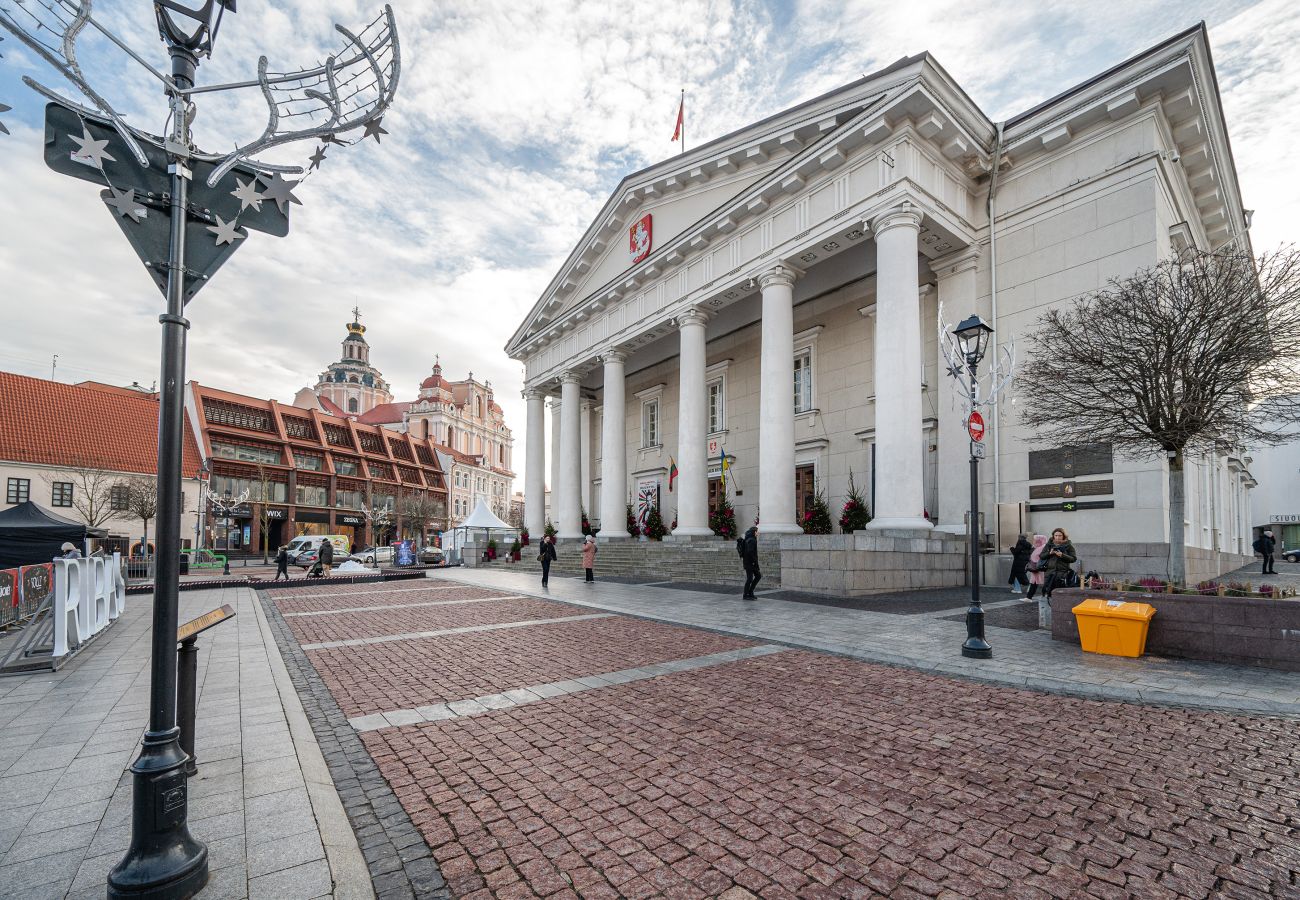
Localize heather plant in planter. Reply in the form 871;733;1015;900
801;490;833;535
710;495;738;539
839;472;871;533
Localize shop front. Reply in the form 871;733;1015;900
294;509;332;538
336;512;365;554
214;505;252;552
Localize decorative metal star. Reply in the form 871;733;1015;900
363;116;388;144
308;145;327;171
945;361;964;381
70;123;116;167
0;103;9;137
105;185;145;223
230;176;264;212
207;214;245;246
256;172;303;215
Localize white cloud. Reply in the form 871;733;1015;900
0;0;1296;494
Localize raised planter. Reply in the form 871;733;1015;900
1051;587;1300;671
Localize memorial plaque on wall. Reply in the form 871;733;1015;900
1028;443;1113;480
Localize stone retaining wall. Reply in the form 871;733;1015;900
778;529;967;595
1051;587;1300;671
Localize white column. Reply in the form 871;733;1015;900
557;372;583;538
674;308;712;536
869;202;932;530
580;400;592;515
758;265;801;534
523;388;546;538
599;350;629;539
548;398;561;525
933;249;980;534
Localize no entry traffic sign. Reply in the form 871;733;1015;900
967;411;985;442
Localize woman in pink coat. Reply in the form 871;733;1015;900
581;535;597;583
1024;534;1048;601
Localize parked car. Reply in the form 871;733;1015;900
420;545;444;565
358;545;394;565
285;534;352;567
1281;547;1300;563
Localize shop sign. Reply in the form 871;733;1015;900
264;507;287;520
338;514;364;526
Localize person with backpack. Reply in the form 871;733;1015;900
538;535;557;587
319;538;334;577
1254;530;1277;575
738;526;761;600
1008;533;1033;595
274;545;290;581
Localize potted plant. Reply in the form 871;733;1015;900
509;539;522;562
626;503;639;538
801;490;833;535
520;528;530;547
544;519;557;540
642;504;668;541
486;539;498;560
839;472;872;533
709;495;737;539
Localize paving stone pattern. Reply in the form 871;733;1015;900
259;591;450;900
304;610;755;718
364;649;1300;899
271;584;505;616
284;596;583;645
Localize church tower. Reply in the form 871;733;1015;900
313;308;393;416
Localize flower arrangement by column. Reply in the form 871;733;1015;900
839;472;872;533
544;520;557;539
626;503;639;537
520;529;530;546
801;490;833;535
642;504;669;540
709;495;738;538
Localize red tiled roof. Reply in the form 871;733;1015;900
315;394;347;417
355;401;410;425
0;371;202;477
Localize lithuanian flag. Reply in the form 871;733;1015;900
668;457;678;492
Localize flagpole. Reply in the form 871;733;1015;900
680;88;685;155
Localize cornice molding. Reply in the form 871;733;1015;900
872;201;924;236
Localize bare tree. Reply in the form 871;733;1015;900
399;487;436;546
123;476;158;559
43;461;119;530
254;464;286;564
362;485;394;549
1017;246;1300;583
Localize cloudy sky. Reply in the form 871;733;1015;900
1;0;1296;477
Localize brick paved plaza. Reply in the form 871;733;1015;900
257;576;1300;899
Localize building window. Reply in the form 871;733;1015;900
294;453;324;471
111;484;130;510
212;441;281;465
335;488;364;510
6;478;29;505
708;378;725;434
51;481;73;507
641;399;659;448
794;350;813;413
295;484;328;507
335;458;360;476
348;397;359;413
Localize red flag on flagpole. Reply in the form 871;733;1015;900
671;92;684;146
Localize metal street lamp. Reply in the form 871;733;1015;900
221;489;233;576
953;314;995;660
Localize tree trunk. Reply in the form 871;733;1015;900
143;520;149;560
1167;452;1186;585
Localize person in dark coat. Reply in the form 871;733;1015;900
1041;528;1077;599
319;538;334;577
539;535;557;587
1254;530;1277;575
1008;533;1033;595
275;545;290;581
741;526;761;600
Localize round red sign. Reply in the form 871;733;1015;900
967;411;985;442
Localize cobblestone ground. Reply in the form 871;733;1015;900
270;580;1300;899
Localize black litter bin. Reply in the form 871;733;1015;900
179;553;190;576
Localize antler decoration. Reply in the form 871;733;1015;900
0;0;154;165
937;301;1017;414
203;4;400;186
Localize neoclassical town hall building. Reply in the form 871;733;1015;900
511;25;1256;586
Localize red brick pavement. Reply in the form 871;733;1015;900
272;584;508;615
306;615;754;718
284;596;585;645
362;650;1300;899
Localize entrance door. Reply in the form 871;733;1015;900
708;477;724;514
795;465;816;522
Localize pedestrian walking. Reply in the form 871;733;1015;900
274;545;290;581
58;542;81;560
740;525;761;600
1008;533;1033;594
538;534;557;587
1254;530;1277;575
319;538;334;577
1024;534;1048;601
1040;528;1077;599
581;535;597;583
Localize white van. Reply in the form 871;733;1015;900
285;535;351;567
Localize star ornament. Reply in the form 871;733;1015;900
257;172;303;215
0;102;9;137
231;177;264;212
363;116;388;144
70;123;115;168
207;214;245;246
308;145;327;171
105;185;145;223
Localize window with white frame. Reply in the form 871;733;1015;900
641;399;659;448
708;379;725;434
51;481;73;507
793;350;813;413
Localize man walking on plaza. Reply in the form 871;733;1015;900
740;525;761;600
319;538;334;577
1254;530;1277;575
274;545;290;581
538;535;557;587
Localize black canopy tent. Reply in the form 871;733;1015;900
0;501;106;569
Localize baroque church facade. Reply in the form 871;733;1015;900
510;25;1255;585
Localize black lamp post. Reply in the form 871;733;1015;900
221;489;233;576
953;314;994;660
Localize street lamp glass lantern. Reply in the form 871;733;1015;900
953;315;994;366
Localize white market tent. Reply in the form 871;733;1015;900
444;499;518;564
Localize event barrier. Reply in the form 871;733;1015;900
0;554;124;674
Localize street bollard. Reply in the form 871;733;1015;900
177;636;199;776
